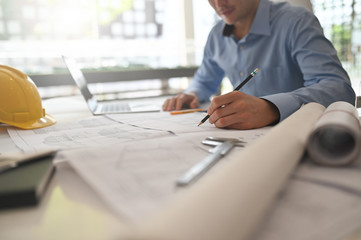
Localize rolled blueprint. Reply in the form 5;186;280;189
130;103;326;240
307;101;361;166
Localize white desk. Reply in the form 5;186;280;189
1;96;361;240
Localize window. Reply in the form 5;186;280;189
0;0;215;75
312;0;361;95
0;0;217;98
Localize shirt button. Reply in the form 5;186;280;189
239;46;244;51
240;72;245;77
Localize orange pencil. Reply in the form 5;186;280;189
170;108;206;115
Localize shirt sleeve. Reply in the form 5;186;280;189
184;28;225;102
262;10;355;121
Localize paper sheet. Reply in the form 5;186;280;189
7;111;230;153
58;128;268;222
7;115;169;152
106;111;220;134
253;162;361;240
130;102;326;240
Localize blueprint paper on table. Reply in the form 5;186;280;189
56;128;268;222
7;115;170;152
7;111;257;153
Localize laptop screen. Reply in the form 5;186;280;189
62;56;93;101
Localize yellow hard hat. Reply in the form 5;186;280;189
0;65;56;129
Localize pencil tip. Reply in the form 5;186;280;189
197;122;203;127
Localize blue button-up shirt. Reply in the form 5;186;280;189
186;0;355;121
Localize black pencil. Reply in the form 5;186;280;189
198;68;259;126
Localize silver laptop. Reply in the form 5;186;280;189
62;56;161;115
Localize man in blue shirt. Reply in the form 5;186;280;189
162;0;355;129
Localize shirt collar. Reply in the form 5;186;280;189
222;0;271;37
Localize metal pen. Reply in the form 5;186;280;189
176;140;235;186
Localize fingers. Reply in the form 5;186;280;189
207;91;243;115
175;94;187;110
212;112;253;129
207;92;280;130
208;101;246;127
190;97;200;109
162;98;176;111
162;93;199;111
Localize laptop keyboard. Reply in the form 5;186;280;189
101;101;131;113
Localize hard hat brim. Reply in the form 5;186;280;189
4;114;56;130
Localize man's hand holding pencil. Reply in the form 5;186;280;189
206;91;280;129
163;68;280;130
